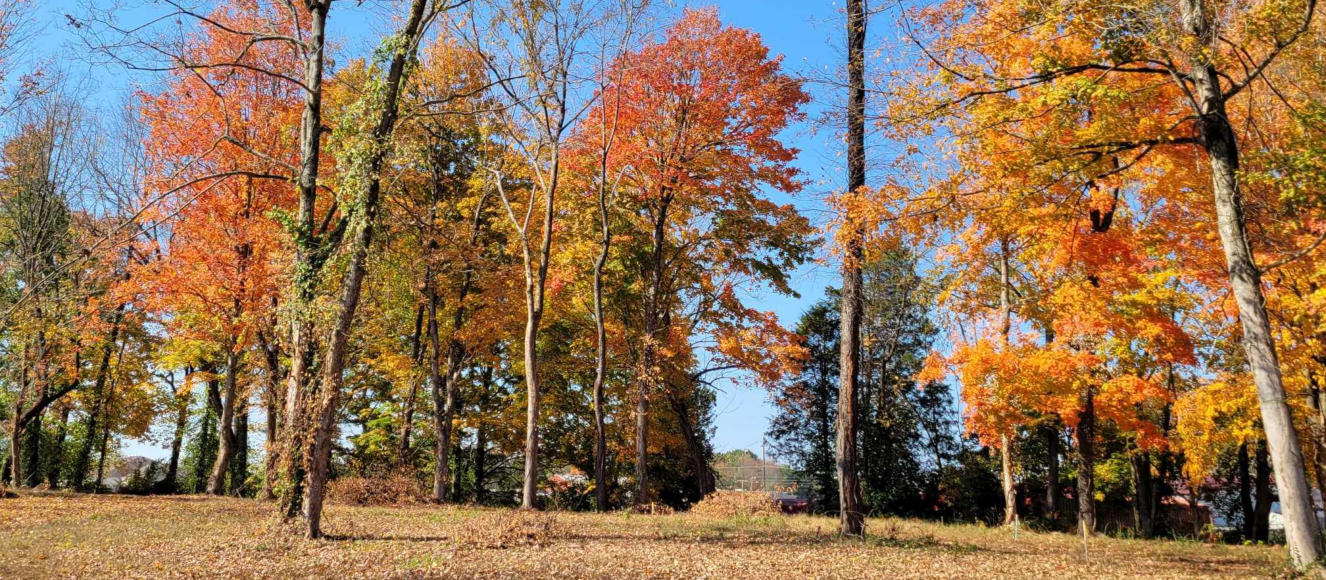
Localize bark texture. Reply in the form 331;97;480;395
835;0;867;538
1178;0;1323;565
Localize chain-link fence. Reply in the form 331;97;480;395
714;465;813;497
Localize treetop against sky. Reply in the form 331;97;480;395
12;0;901;456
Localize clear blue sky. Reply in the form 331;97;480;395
16;0;887;458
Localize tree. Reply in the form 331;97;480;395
0;90;98;488
836;0;867;537
1180;0;1324;558
579;0;646;510
77;0;340;517
768;295;840;512
298;0;439;538
134;5;301;495
875;0;1318;557
274;0;336;522
858;251;941;517
390;33;494;500
0;0;39;117
581;6;809;507
463;0;605;508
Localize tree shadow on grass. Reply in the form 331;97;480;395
556;527;984;555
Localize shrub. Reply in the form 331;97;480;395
120;462;163;495
542;472;591;511
325;473;426;506
689;491;781;518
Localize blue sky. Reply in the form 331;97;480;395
14;0;888;458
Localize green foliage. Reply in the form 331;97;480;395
1094;454;1133;503
768;250;976;520
766;293;839;512
179;387;219;495
121;461;164;495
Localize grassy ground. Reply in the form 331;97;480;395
0;494;1292;578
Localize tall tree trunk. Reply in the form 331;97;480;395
590;68;622;511
302;0;431;538
257;332;281;500
592;162;612;513
1179;0;1323;565
998;240;1017;526
8;405;20;488
1153;388;1176;537
818;370;838;511
92;339;124;492
1130;451;1153;537
859;324;875;504
230;398;249;496
8;346;28;487
1045;422;1061;522
21;408;41;488
1001;435;1017;525
301;183;370;535
1253;441;1272;543
164;373;190;493
194;373;221;493
506;22;573;512
669;392;714;496
278;0;330;521
521;291;544;509
95;351;121;493
46;406;69;488
425;276;446;500
427;274;471;504
436;340;464;501
433;263;476;502
220;186;255;497
472;364;493;503
451;436;463;501
1239;441;1255;540
511;107;568;510
1305;370;1326;495
398;305;424;466
635;204;671;508
426;182;485;500
19;320;50;489
207;348;240;495
634;346;651;508
72;307;122;490
94;413;111;491
835;0;867;539
515;143;564;510
473;422;487;504
1076;390;1095;535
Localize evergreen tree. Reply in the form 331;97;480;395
767;294;839;512
858;250;939;515
769;250;960;517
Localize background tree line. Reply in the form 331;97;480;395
0;0;810;539
4;1;1326;570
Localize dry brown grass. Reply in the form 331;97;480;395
0;494;1291;578
452;510;558;548
631;501;676;515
